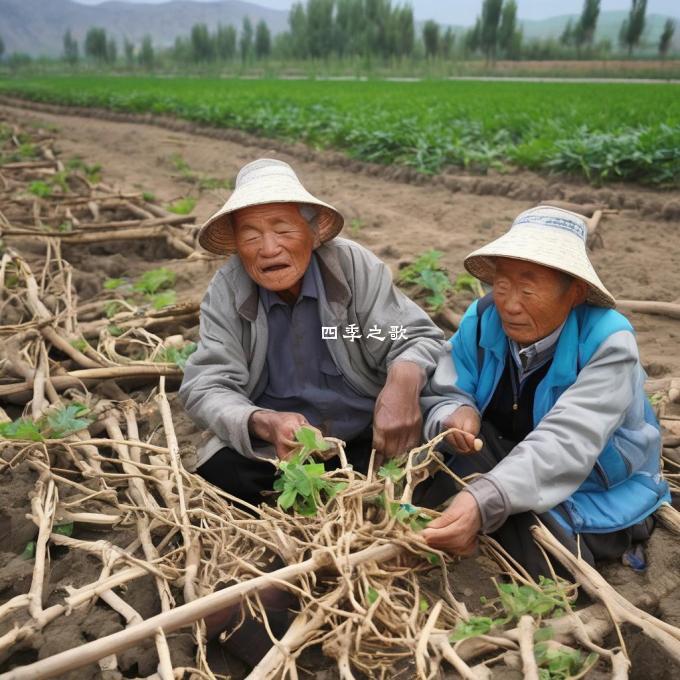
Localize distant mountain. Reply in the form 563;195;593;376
0;0;289;57
0;0;677;58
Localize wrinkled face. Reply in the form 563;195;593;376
492;257;588;345
233;202;318;300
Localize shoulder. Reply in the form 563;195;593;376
576;305;634;351
318;237;384;268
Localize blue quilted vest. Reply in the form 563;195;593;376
452;299;670;534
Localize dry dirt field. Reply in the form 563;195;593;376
1;101;680;679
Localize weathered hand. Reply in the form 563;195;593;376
248;410;310;461
422;491;481;556
372;361;425;460
442;405;481;454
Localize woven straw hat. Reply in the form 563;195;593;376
464;205;615;308
198;158;344;255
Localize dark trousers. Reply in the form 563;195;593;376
197;428;374;508
415;421;654;580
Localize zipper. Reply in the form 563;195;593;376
509;358;519;411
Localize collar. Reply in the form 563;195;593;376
259;255;319;311
510;319;566;375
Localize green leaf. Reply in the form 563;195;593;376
166;197;196;215
70;338;89;352
21;540;36;560
419;597;429;613
104;300;124;318
294;426;330;457
409;513;433;532
450;616;495;641
453;272;478;293
28;180;52;198
133;267;176;295
0;418;43;442
274;450;344;516
155;342;197;369
425;552;440;566
367;587;379;605
150;290;177;310
104;277;126;290
378;458;405;483
45;403;93;438
278;488;298;510
108;325;124;337
533;626;554;642
53;522;74;537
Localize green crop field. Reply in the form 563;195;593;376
1;76;679;186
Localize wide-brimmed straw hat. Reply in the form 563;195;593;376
198;158;344;255
464;205;615;308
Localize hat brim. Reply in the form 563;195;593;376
198;177;344;255
464;225;616;308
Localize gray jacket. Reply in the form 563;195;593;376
179;237;446;466
422;330;656;533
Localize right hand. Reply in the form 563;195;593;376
248;410;310;461
442;406;481;454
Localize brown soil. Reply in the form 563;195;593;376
2;100;678;380
1;102;679;678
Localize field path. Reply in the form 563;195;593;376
2;100;679;380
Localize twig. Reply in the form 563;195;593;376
518;615;539;680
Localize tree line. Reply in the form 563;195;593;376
1;0;674;69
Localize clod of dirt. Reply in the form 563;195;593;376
661;199;680;221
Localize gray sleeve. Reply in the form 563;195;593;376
178;271;271;458
471;330;639;533
349;244;445;376
421;340;479;441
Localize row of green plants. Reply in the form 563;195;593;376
1;77;678;185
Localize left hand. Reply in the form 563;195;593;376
372;361;425;461
422;491;482;556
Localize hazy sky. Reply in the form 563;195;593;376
71;1;680;26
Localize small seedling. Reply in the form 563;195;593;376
69;337;89;352
66;157;102;183
167;197;196;215
104;300;125;318
103;277;126;290
0;402;94;442
142;191;156;202
50;170;69;194
349;218;364;236
156;341;197;369
273;427;344;516
398;250;452;311
378;458;405;484
133;268;175;295
453;272;484;297
28;181;52;198
534;642;598;679
150;290;177;310
274;453;346;515
386;500;433;532
450;576;573;644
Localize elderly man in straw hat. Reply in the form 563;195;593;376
179;158;447;507
420;206;669;578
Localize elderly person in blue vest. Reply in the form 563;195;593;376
179;158;445;509
421;206;669;578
